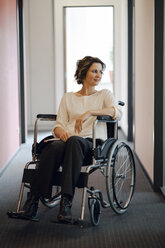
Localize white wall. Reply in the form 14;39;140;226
24;0;128;132
119;0;128;136
24;0;55;130
134;0;154;182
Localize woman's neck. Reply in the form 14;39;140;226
77;87;97;96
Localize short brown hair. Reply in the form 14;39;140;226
74;56;106;84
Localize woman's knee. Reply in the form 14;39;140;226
65;136;91;157
66;136;83;145
49;140;65;152
40;140;65;159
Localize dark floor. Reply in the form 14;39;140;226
0;132;165;248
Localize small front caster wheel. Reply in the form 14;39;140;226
89;199;101;226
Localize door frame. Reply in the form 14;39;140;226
154;0;164;191
128;0;134;142
17;0;25;143
54;0;130;137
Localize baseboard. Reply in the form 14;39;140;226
160;187;165;198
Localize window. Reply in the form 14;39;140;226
65;7;114;92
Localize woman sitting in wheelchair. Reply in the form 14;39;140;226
19;56;122;223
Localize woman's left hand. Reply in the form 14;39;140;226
74;111;91;134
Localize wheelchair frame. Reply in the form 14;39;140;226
8;103;136;226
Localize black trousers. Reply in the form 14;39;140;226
31;136;93;198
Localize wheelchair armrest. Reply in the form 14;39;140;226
36;114;57;121
96;100;124;122
96;116;116;122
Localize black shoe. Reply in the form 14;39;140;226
19;192;39;220
57;195;72;223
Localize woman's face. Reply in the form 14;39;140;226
83;63;103;87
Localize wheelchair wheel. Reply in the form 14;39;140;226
106;140;136;214
89;198;101;226
40;186;61;208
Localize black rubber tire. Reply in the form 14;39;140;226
106;140;136;214
89;198;101;226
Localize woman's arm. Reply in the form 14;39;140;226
89;107;116;118
74;107;115;134
52;94;72;142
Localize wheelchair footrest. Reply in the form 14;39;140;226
7;211;39;222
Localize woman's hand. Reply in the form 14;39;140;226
59;131;72;142
54;127;72;142
74;111;91;134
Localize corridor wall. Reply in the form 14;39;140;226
134;0;154;182
0;0;20;171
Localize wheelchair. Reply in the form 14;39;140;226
7;101;136;226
